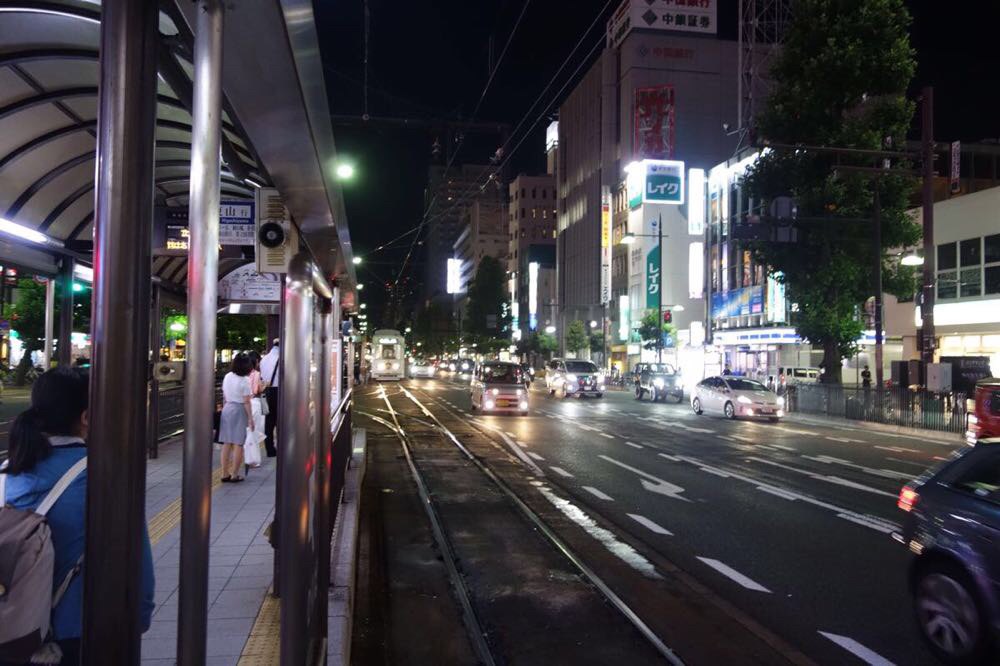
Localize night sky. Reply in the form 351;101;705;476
313;0;1000;324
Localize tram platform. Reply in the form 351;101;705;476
137;432;365;665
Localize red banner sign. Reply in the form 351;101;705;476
634;86;675;160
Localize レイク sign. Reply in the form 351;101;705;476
625;159;686;209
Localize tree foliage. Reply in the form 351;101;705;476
413;300;454;356
564;320;588;354
464;256;511;352
637;311;675;350
217;314;267;351
743;0;919;383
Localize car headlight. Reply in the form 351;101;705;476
461;362;469;370
519;401;528;410
516;388;524;396
449;363;456;371
776;396;785;408
653;378;665;388
484;399;494;410
491;388;499;395
737;395;753;404
566;374;577;382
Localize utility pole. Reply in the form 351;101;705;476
656;212;663;364
872;181;884;389
919;87;936;367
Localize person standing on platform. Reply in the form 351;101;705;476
219;354;253;482
0;368;155;664
259;339;280;457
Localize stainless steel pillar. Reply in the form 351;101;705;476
43;276;55;368
58;257;74;366
279;253;318;664
147;284;161;459
81;0;158;663
178;1;225;663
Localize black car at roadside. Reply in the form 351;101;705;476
896;444;1000;664
632;363;684;403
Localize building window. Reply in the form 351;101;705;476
521;207;526;219
521;188;526;198
986;234;1000;295
542;189;547;199
959;237;983;298
542;209;547;219
532;188;536;198
961;237;981;267
938;242;957;271
985;233;1000;264
938;271;958;300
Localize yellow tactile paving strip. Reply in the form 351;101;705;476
148;466;224;545
237;586;280;665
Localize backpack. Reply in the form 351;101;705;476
0;458;87;662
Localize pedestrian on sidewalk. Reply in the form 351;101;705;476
0;368;155;664
220;353;254;483
246;352;266;469
259;339;280;457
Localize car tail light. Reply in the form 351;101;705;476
898;486;919;512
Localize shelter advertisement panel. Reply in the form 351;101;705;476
634;86;675;160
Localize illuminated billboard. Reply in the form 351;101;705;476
446;258;461;294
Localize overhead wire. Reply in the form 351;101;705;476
392;0;615;286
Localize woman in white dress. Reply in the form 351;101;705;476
219;353;254;482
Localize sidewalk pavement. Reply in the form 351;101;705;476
141;440;276;665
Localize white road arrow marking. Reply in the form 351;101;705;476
697;557;771;593
819;632;895;665
598;454;690;502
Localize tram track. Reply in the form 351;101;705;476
375;383;681;665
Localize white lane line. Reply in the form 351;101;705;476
731;435;756;443
628;513;672;536
749;456;896;498
769;444;797;452
836;513;896;534
658;453;682;462
625;441;644;449
756;485;801;501
825;436;854;443
598;455;690;502
578;424;598;432
550;466;573;478
875;445;920;454
516;440;529;448
486;426;545;476
802;454;912;481
700;467;731;478
818;631;895;665
600;432;615;439
684;426;716;434
582;486;614;501
775;426;818;436
933;456;950;462
697;557;771;593
505;431;516;437
526;451;545;461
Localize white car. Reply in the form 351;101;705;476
409;360;436;378
470;362;529;414
691;376;785;422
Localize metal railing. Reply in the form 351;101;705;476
788;384;969;435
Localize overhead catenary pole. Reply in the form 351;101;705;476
58;257;74;366
178;1;224;663
919;87;936;369
81;0;159;662
656;212;663;364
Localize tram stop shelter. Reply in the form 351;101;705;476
1;1;359;664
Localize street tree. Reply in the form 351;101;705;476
743;0;919;383
464;256;511;352
564;320;588;356
637;311;675;351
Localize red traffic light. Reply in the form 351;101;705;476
663;310;672;324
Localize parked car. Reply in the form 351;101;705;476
408;358;436;378
966;378;1000;445
633;363;684;403
691;376;784;421
470;361;529;414
896;444;1000;664
779;366;822;384
545;359;605;399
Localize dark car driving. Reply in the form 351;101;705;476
897;444;1000;664
633;362;684;403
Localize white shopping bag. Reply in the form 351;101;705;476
244;427;264;466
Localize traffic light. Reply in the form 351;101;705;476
663;310;672;324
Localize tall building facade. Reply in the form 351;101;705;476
508;173;557;338
556;1;749;375
423;163;499;302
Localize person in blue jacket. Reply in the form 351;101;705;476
1;367;155;664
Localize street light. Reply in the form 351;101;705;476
619;232;637;245
356;283;364;290
544;325;556;334
589;320;598;328
901;251;924;266
360;303;366;309
352;256;362;265
334;162;355;180
405;326;412;333
169;321;186;333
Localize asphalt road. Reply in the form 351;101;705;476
403;373;960;666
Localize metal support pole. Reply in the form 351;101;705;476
920;87;936;369
147;284;161;459
280;253;318;665
656;213;663;364
873;182;884;390
43;276;55;369
178;2;224;663
82;0;158;662
58;258;74;366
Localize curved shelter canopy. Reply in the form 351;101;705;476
0;0;355;291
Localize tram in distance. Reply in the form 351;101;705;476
370;329;406;381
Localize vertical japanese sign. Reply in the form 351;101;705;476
645;244;661;310
950;141;961;194
634;86;675;160
601;186;612;304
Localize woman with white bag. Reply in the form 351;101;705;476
244;352;267;469
219;354;254;482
